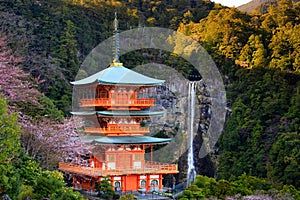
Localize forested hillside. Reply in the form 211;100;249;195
177;0;300;198
0;0;300;199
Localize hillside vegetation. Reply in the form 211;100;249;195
178;0;300;198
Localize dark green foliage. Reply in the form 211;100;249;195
15;157;85;200
0;96;22;197
0;97;21;165
270;132;300;187
95;178;119;199
23;95;64;120
179;174;300;199
33;174;64;199
218;67;300;184
31;170;84;200
0;164;21;199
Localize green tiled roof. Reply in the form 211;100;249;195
97;110;163;116
71;110;163;116
71;65;164;86
81;136;171;144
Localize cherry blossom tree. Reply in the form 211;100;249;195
19;115;87;168
0;35;42;108
0;34;88;168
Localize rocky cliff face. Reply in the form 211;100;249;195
134;64;217;184
147;79;216;184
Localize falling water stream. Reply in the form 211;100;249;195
187;81;197;186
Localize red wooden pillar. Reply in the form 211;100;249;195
146;174;150;192
110;176;114;189
123;175;127;192
121;176;125;192
137;175;140;189
159;174;163;190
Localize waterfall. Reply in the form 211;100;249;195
187;81;197;186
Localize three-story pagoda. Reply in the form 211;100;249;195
59;13;178;193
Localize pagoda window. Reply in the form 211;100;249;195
114;181;121;189
108;154;115;161
140;180;146;188
134;154;141;161
137;88;151;98
82;90;86;99
133;161;141;168
107;162;116;169
129;88;135;98
151;180;158;186
86;87;91;98
150;180;159;191
96;87;108;98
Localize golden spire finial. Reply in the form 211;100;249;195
111;11;123;67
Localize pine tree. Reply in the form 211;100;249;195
55;20;79;81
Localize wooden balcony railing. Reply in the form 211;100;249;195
58;161;178;176
85;126;149;135
79;98;155;108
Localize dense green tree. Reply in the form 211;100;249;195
95;178;119;199
179;174;274;199
54;20;79;80
269;23;293;71
270;132;300;187
238;34;267;69
0;97;21;165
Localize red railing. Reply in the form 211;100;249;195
80;98;155;107
59;161;178;176
85;126;149;135
145;161;178;171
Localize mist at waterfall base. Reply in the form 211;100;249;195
187;81;197;185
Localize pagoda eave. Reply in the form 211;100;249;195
96;110;164;117
80;136;171;145
71;111;164;117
